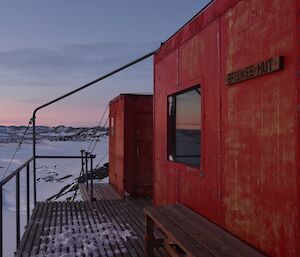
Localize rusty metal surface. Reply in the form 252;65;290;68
296;1;300;256
109;95;125;195
153;0;299;256
109;94;153;197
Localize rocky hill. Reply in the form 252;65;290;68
0;125;108;143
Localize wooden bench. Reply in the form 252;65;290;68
144;204;266;257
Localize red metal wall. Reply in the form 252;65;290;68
109;94;153;197
153;0;299;256
109;96;124;193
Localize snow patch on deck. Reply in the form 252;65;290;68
32;214;137;257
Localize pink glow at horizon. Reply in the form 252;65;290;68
175;89;201;130
0;101;108;127
0;41;156;127
0;1;210;127
0;102;33;126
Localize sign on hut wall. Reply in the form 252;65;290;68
226;56;284;85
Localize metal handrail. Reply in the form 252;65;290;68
31;50;156;206
0;157;34;187
82;151;96;201
0;157;34;256
80;151;97;201
0;49;156;257
36;155;93;159
0;153;96;257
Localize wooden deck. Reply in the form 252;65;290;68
79;183;123;201
16;184;164;257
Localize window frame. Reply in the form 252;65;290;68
167;85;202;168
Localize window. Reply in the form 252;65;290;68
168;87;201;167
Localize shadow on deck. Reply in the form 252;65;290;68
16;183;164;257
79;183;123;201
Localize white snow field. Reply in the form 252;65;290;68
0;126;109;257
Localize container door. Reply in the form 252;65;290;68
135;99;153;196
109;99;125;195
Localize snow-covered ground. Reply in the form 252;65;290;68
0;126;109;257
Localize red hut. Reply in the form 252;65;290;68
153;0;299;257
109;94;153;197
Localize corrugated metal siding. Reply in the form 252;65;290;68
221;1;297;256
297;0;300;255
153;0;299;256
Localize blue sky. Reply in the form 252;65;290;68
0;0;211;126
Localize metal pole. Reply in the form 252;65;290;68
85;152;89;189
28;50;155;201
16;173;20;248
32;51;156;116
80;150;85;176
29;52;156;187
26;163;30;223
90;156;94;200
0;186;3;257
32;115;37;206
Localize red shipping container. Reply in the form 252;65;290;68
153;0;300;256
109;94;153;197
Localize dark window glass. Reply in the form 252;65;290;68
168;87;201;167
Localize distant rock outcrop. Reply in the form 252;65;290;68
0;125;108;143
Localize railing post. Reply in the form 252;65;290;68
85;152;89;189
16;173;20;248
32;115;37;206
0;185;3;257
90;156;94;201
80;150;85;176
26;163;30;223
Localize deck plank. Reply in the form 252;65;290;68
38;201;53;254
16;187;161;256
16;202;41;256
79;183;122;201
21;202;45;257
98;199;141;257
86;201;109;257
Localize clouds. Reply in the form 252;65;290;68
0;42;159;88
0;42;159;126
0;0;211;126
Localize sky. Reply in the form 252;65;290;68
176;89;201;130
0;0;211;127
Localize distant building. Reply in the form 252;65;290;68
109;94;153;197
